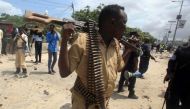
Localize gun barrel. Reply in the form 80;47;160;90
120;38;141;52
24;10;85;28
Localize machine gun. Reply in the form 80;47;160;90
24;10;86;30
24;10;140;52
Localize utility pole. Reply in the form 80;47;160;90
171;0;184;47
71;2;75;19
166;21;176;44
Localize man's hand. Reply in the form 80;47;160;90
62;23;75;41
150;55;157;62
59;23;74;78
15;35;20;39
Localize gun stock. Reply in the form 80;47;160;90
24;10;85;27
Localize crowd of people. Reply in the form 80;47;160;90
0;23;61;77
0;4;189;109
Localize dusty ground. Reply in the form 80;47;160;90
0;48;170;109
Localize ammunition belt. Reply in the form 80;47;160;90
73;77;96;104
86;20;106;109
74;77;108;109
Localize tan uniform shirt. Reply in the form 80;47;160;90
69;33;124;98
15;33;27;68
16;33;27;48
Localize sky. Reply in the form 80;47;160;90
0;0;190;41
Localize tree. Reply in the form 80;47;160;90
72;4;104;22
122;27;156;43
0;13;25;27
72;4;157;43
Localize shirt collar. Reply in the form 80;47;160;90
97;34;118;47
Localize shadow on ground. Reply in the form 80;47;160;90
1;71;15;75
25;60;35;63
60;103;71;109
30;71;48;75
8;58;15;61
111;91;128;100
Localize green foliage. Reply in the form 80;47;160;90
0;13;25;27
72;4;104;22
72;4;157;44
124;27;156;43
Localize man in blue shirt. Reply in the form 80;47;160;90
46;24;60;74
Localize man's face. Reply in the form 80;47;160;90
113;10;127;40
49;25;55;31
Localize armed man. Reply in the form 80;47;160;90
164;37;190;109
58;4;128;109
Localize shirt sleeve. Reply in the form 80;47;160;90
24;35;29;51
115;42;124;72
32;35;35;41
68;33;85;73
46;33;50;43
56;32;61;40
21;34;27;42
24;35;28;42
117;52;125;72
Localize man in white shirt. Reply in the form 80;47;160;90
31;30;43;63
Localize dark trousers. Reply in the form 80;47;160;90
118;71;136;92
35;41;42;62
1;39;7;55
118;71;125;91
128;77;136;92
139;58;150;74
166;82;190;109
48;50;57;72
